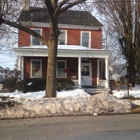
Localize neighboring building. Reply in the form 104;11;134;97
0;67;11;82
14;2;111;88
0;66;4;73
110;64;127;81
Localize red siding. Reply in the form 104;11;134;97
18;30;30;47
42;28;50;40
91;30;102;49
19;27;102;49
24;57;47;79
23;57;97;86
67;29;80;45
91;58;97;86
57;57;78;79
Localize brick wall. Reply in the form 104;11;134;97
18;27;102;49
23;57;97;86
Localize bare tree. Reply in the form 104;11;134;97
95;0;140;86
102;27;123;65
0;0;88;97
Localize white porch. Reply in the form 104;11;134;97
14;45;111;89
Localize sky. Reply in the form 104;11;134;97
0;54;16;70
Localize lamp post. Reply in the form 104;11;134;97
126;62;129;96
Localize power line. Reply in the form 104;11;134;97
0;60;15;63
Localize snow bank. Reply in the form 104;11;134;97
0;92;131;119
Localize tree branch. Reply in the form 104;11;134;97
59;0;86;14
2;20;49;46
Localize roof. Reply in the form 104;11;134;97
14;45;111;58
20;45;102;50
0;66;4;70
19;7;102;27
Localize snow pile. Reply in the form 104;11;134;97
113;85;140;98
0;90;131;119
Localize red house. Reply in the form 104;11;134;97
14;2;111;89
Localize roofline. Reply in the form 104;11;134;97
20;21;102;30
14;47;111;59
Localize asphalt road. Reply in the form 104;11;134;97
0;114;140;140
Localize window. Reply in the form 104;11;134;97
57;60;67;78
31;29;41;45
81;66;90;76
31;60;42;78
58;30;67;45
81;31;91;47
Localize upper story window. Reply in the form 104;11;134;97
81;31;91;47
58;30;67;45
31;29;41;45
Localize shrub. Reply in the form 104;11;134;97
57;79;75;91
2;69;21;92
15;78;75;93
15;78;46;93
3;77;17;92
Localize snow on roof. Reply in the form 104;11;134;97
18;45;103;51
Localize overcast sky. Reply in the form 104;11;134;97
0;54;16;70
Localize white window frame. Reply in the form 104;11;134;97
58;30;67;45
30;28;42;46
80;31;91;48
57;60;67;78
30;59;42;78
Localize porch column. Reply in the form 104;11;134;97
18;56;24;80
97;59;100;86
78;57;81;88
105;58;109;88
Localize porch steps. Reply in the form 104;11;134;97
82;87;110;95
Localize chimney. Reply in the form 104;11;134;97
22;0;30;11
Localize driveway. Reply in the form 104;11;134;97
0;114;140;140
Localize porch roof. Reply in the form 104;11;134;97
14;45;111;59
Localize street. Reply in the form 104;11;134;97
0;114;140;140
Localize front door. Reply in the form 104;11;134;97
81;63;92;86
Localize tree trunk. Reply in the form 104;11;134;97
45;38;58;97
128;64;136;87
130;70;136;87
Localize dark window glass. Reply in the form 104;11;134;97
32;29;41;45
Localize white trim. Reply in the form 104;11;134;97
97;59;100;86
78;57;81;88
18;56;24;80
57;60;67;78
105;58;109;88
20;21;102;30
30;28;42;46
30;59;42;78
58;30;67;45
21;57;24;80
14;47;111;59
81;63;92;86
80;31;91;48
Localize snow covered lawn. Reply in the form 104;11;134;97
1;87;138;119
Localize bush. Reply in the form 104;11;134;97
57;79;75;91
15;78;46;93
2;69;21;92
3;77;17;92
15;78;75;93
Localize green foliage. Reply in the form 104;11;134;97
128;95;135;99
15;78;75;93
15;78;46;93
